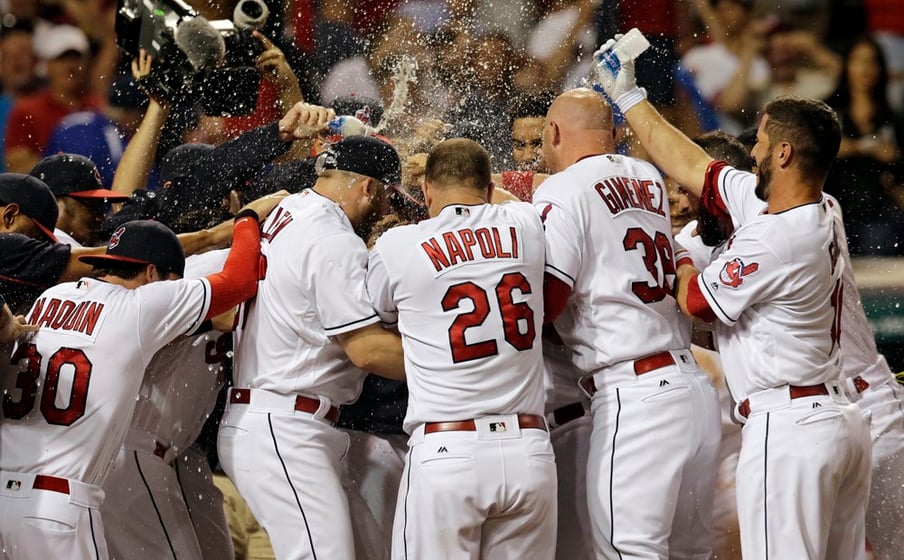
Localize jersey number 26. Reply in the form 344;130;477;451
442;272;536;363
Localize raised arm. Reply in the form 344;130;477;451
112;52;172;198
593;34;714;198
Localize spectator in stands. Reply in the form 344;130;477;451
44;74;148;188
0;22;43;173
4;25;103;173
756;20;842;105
824;34;904;256
680;0;771;133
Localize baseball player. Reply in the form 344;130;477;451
219;103;406;560
101;249;232;560
535;88;722;559
0;205;268;559
367;138;556;559
29;153;130;247
676;135;904;559
596;33;872;558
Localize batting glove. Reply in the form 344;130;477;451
591;35;648;114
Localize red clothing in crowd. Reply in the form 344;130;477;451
5;91;103;155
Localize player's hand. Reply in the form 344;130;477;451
0;304;38;344
592;34;647;113
239;190;290;222
278;103;335;142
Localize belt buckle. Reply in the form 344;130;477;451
475;414;521;440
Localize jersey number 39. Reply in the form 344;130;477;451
442;272;536;363
2;344;92;426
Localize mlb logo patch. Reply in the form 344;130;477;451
6;480;21;491
489;422;507;432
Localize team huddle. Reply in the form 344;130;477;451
1;29;903;560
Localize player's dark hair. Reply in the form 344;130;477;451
694;131;754;172
762;96;841;180
508;92;556;121
425;138;492;193
91;263;146;281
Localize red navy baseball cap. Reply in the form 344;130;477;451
29;154;130;201
79;220;186;277
0;172;59;242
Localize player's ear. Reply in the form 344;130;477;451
550;120;561;147
422;180;433;209
1;203;19;228
145;263;160;283
778;141;793;168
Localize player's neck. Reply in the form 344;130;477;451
766;177;823;214
96;275;150;290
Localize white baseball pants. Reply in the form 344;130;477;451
0;471;109;560
859;379;904;559
218;392;353;560
735;387;872;560
101;443;202;560
391;415;558;560
549;412;594;560
587;356;721;559
175;445;234;560
342;430;408;560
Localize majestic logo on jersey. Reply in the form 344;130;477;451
109;226;126;250
718;258;759;288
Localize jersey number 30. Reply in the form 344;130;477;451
2;344;92;426
442;272;536;363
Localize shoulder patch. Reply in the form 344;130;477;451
718;257;759;288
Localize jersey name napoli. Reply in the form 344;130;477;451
368;203;546;433
696;164;844;398
128;250;230;453
0;277;211;486
533;154;691;375
232;190;379;404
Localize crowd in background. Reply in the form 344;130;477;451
0;0;902;256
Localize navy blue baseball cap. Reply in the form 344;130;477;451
79;220;185;277
317;136;401;186
30;154;130;200
0;172;59;242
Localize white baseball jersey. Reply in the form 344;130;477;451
233;189;379;404
0;277;211;485
368;202;546;433
128;250;230;453
694;162;845;399
533;153;691;374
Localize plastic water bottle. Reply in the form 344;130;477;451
596;28;651;79
326;115;369;138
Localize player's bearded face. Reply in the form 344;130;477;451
755;150;772;201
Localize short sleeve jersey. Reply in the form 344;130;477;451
368;203;546;434
695;163;845;398
0;276;212;486
127;250;230;453
533;153;691;375
232;190;379;404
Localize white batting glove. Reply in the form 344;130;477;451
592;35;648;114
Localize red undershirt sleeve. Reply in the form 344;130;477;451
203;210;262;320
685;273;717;323
543;272;572;324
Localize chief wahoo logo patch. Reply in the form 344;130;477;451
719;257;759;288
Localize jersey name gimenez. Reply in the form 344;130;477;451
533;153;691;375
